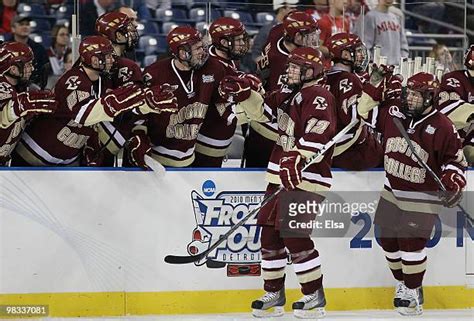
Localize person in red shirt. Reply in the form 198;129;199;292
0;0;17;34
318;0;351;56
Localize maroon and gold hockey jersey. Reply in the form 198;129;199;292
438;70;473;163
325;68;383;169
194;46;239;164
0;76;25;165
142;57;232;167
363;99;467;214
97;57;144;156
13;66;106;166
265;85;337;192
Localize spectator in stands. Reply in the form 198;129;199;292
79;0;116;36
145;0;170;18
46;23;71;88
429;43;457;73
406;0;445;33
0;0;17;34
306;0;329;21
354;0;408;66
64;50;74;72
318;0;351;55
5;15;49;89
251;0;298;66
119;0;151;20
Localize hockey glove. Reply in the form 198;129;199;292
363;63;394;101
440;169;466;207
102;85;145;117
279;150;305;190
82;134;104;167
143;83;178;113
218;75;252;103
384;74;403;100
126;131;152;169
13;90;57;118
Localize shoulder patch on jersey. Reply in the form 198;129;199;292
425;124;436;135
0;82;14;101
143;72;152;86
65;76;81;90
202;74;215;83
118;67;133;83
339;78;353;94
313;96;328;110
446;77;461;88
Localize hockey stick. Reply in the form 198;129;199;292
144;155;166;179
393;118;474;225
164;118;360;264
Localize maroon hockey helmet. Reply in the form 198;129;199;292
0;42;34;80
96;11;139;49
167;25;203;56
464;44;474;70
402;72;440;118
209;17;249;59
287;47;325;84
283;11;320;47
328;32;369;73
79;36;115;72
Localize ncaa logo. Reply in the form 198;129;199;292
202;180;216;197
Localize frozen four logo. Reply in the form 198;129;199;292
187;180;264;270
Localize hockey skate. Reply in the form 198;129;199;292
292;287;326;319
393;280;407;307
251;287;286;318
397;286;424;316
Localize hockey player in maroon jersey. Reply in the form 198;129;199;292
10;36;171;166
245;11;321;168
438;44;474;165
0;42;57;166
358;71;467;316
325;32;384;170
249;47;336;318
131;26;236;168
94;11;177;166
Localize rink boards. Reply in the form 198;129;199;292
0;168;473;317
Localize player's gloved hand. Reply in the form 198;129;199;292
279;150;305;190
102;85;145;117
143;84;178;113
218;75;252;103
363;63;395;101
126;131;152;169
13;90;57;118
440;169;466;207
384;74;403;100
240;73;264;95
82;135;104;167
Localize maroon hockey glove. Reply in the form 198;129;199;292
126;131;152;169
440;170;466;207
384;74;403;100
144;84;178;113
82;134;104;167
279;150;305;190
218;75;252;103
102;85;145;117
13;90;57;118
240;73;263;93
363;63;395;101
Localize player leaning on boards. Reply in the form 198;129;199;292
325;32;384;170
437;44;474;166
358;66;467;316
194;17;265;167
94;11;177;167
10;36;171;166
0;42;57;166
244;47;336;319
